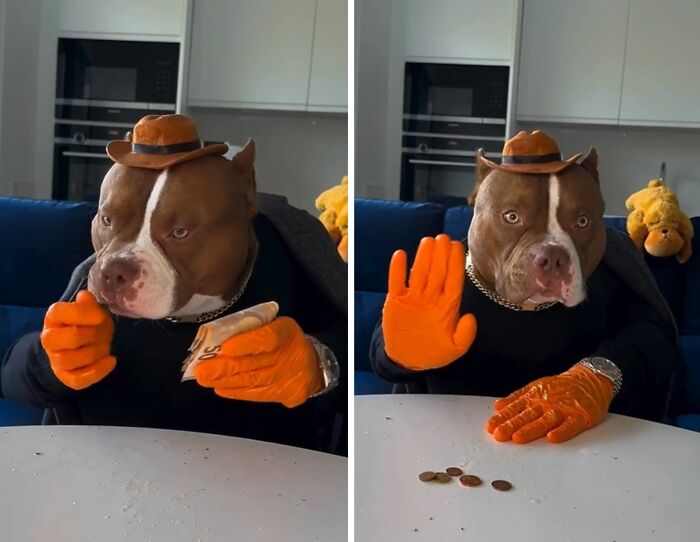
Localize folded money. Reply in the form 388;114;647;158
181;301;279;381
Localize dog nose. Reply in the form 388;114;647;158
100;258;138;301
532;245;571;275
662;228;669;235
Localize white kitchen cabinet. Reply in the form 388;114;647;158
516;0;628;123
58;0;186;36
188;0;317;110
619;0;700;126
403;0;517;61
307;0;348;112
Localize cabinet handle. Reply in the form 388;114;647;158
62;151;110;159
409;159;475;167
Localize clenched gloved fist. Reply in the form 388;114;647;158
486;364;614;444
40;290;116;390
194;317;324;408
382;234;477;371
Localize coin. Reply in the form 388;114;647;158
433;472;452;483
491;480;513;491
459;474;482;487
418;471;436;482
446;467;463;477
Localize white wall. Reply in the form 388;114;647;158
187;108;347;214
0;0;42;198
518;122;700;217
354;0;391;199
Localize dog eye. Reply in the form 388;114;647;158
503;211;520;224
101;215;112;227
576;215;590;228
171;227;189;239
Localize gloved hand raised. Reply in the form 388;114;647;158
382;234;477;371
40;290;116;390
194;317;324;408
486;364;614;444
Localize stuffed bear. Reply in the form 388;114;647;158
626;179;694;263
315;176;348;262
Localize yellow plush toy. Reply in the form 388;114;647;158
626;179;694;263
315;176;348;262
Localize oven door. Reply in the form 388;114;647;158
53;143;112;202
400;152;477;207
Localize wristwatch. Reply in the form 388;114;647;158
578;356;623;396
306;335;340;397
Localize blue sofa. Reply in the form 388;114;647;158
355;197;700;432
0;196;96;425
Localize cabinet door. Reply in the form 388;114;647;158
404;0;517;61
188;0;316;109
58;0;186;36
308;0;348;112
620;0;700;126
516;0;628;123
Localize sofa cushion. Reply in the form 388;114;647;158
676;414;700;433
355;199;445;293
355;291;385;373
0;197;95;307
0;305;45;362
355;370;392;396
443;206;473;241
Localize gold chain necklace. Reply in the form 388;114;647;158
465;254;558;312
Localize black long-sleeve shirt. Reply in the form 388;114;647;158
371;261;681;421
2;215;347;453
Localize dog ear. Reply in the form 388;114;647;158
231;138;256;171
468;148;491;206
580;147;599;183
231;139;257;216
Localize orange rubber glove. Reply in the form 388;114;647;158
194;317;324;408
382;234;477;371
486;365;614;444
40;290;116;390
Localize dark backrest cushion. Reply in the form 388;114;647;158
0;197;96;307
355;199;446;293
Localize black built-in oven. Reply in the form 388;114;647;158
53;38;179;201
401;63;509;206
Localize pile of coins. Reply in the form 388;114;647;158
419;467;513;492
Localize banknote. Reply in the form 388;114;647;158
181;301;279;381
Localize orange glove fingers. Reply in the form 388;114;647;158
44;292;107;328
195;359;275;388
441;241;467;303
424;234;451;302
453;313;477;350
387;250;408;297
49;342;111;371
494;383;540;411
486;397;529;433
547;415;586;444
492;405;544;442
219;317;295;357
40;325;101;352
214;385;307;408
53;355;116;391
512;409;566;444
408;236;435;293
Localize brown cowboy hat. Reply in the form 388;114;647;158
106;114;228;169
480;130;582;174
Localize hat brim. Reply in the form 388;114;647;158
480;153;583;174
106;140;229;170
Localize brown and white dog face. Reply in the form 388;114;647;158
467;149;606;308
87;141;258;319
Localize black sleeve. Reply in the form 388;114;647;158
369;317;422;383
594;285;682;421
0;257;93;408
1;332;77;408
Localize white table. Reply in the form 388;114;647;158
356;395;700;542
0;426;347;542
